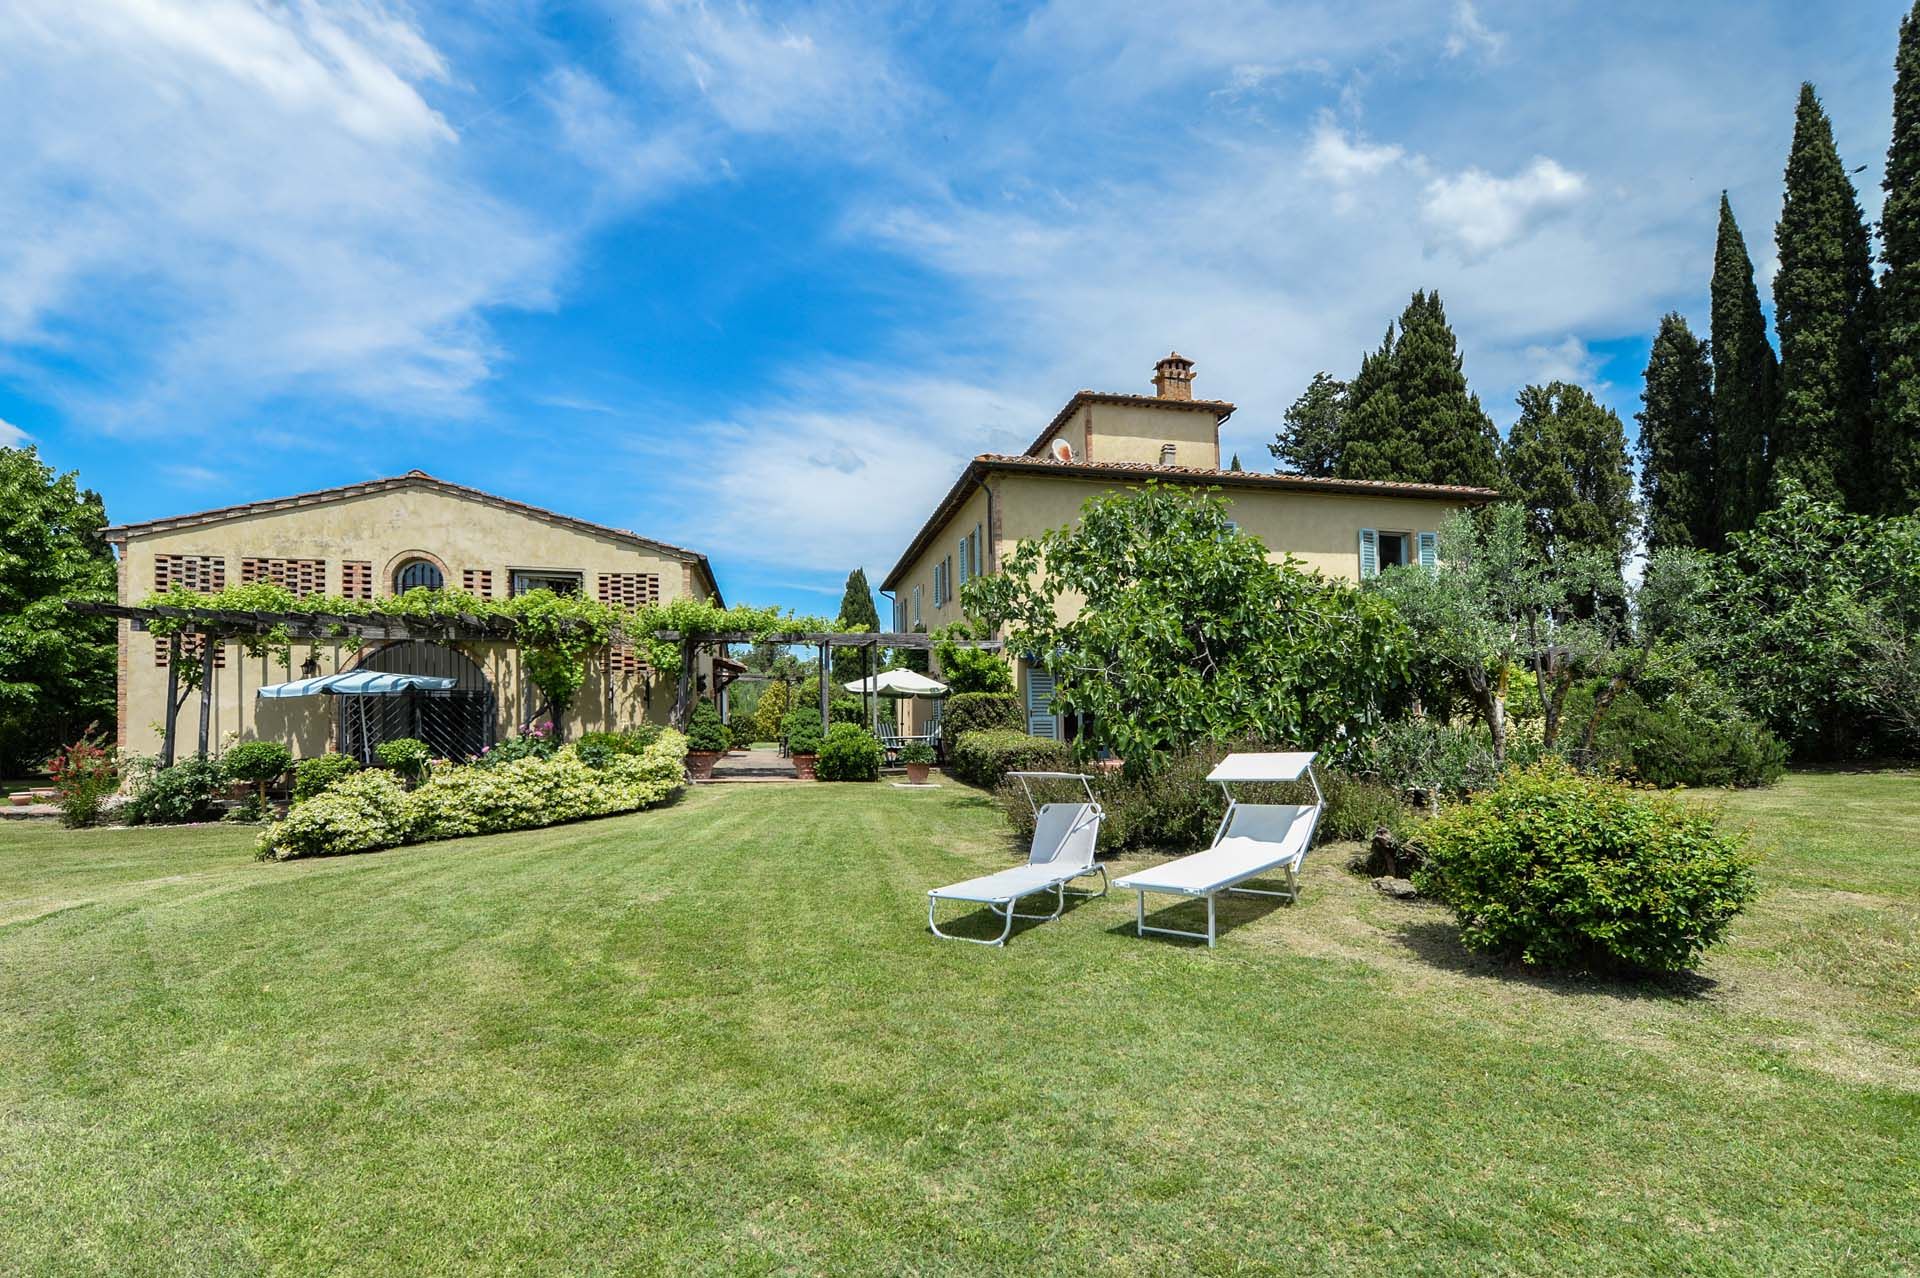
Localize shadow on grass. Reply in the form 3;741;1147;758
1389;917;1719;1002
1103;878;1295;947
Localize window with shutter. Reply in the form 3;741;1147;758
912;585;922;625
1025;667;1057;738
973;523;984;576
1417;531;1439;572
1359;528;1379;579
958;537;968;587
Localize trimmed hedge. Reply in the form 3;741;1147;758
1414;760;1757;973
293;752;360;801
816;723;883;781
950;729;1071;788
258;730;688;861
940;692;1023;759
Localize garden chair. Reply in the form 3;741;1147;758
1113;752;1323;947
927;772;1107;946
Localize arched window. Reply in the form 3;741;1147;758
394;559;444;592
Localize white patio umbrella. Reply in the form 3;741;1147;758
841;669;949;698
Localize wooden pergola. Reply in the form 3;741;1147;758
653;630;1003;733
69;601;1003;763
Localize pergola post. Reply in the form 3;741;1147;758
673;638;696;728
818;641;830;728
195;638;215;759
161;633;181;768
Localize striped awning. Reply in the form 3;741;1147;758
255;670;457;699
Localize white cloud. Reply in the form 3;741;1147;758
1304;114;1406;184
1422;158;1587;260
0;0;570;424
0;417;29;448
609;0;917;139
1521;337;1603;388
1444;1;1507;61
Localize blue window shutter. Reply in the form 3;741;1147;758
974;523;984;575
1026;668;1057;738
1418;531;1438;572
1359;528;1379;579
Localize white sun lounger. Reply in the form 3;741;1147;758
927;772;1108;946
1113;752;1324;947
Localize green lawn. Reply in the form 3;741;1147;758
1;773;1916;1276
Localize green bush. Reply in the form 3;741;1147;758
293;752;360;801
259;730;688;860
1590;692;1786;789
573;726;661;770
951;729;1071;789
373;737;432;787
477;732;556;768
257;769;414;860
127;756;226;824
782;708;824;756
939;691;1022;759
816;723;884;781
1318;771;1418;843
1345;718;1500;800
223;740;293;786
1413;761;1758;973
899;741;936;765
686;701;732;752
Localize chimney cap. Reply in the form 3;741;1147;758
1152;351;1196;400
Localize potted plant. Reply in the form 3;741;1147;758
684;701;732;780
781;707;824;781
899;741;936;785
223;740;294;814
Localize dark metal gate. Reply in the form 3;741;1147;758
338;641;495;762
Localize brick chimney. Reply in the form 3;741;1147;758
1152;351;1195;400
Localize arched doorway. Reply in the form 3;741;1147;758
341;641;495;762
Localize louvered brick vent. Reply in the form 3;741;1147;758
596;573;659;678
151;555;229;667
240;557;326;597
340;561;375;600
462;569;494;598
153;554;226;594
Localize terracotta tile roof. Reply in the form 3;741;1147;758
1020;390;1236;457
881;455;1498;591
101;470;724;606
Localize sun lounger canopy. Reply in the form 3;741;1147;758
1205;751;1318;783
256;670;458;699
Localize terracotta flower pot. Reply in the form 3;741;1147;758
791;753;818;781
905;762;931;785
7;792;33;807
685;750;723;780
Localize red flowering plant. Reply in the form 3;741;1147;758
47;725;119;828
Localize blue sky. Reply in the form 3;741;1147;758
0;1;1908;615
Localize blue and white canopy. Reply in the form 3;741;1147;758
255;670;457;699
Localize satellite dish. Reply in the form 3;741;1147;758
1050;438;1075;462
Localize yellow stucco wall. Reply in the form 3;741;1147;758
1032;400;1224;468
116;484;714;758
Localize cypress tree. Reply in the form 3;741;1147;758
1878;1;1920;513
1335;325;1414;482
1637;313;1718;550
1269;371;1346;476
1339;291;1503;489
1229;453;1244;471
1774;83;1878;509
1502;382;1637;568
1712;194;1780;535
831;568;880;685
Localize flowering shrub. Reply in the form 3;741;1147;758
256;769;414;860
48;729;118;828
476;728;556;768
1414;760;1757;974
258;730;687;861
293;752;360;801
